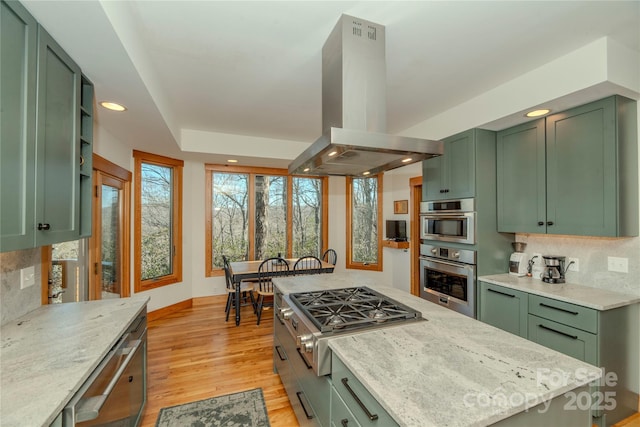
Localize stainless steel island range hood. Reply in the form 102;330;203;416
289;14;443;176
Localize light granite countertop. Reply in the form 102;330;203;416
0;296;149;427
274;272;602;427
479;274;640;310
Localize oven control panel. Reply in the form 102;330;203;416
420;243;476;264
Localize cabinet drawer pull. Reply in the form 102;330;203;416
296;348;312;369
539;302;578;316
341;378;378;421
341;419;349;427
538;324;578;340
275;345;287;361
37;223;51;231
296;391;314;419
487;288;515;298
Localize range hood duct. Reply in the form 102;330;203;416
289;14;443;176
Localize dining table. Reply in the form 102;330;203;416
228;258;335;325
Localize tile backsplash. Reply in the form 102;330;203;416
0;248;42;325
517;234;640;297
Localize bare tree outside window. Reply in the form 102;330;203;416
255;175;287;259
140;163;173;280
211;173;248;267
292;177;322;257
351;176;379;264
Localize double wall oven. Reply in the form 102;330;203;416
419;198;477;318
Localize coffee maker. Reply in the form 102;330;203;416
509;242;528;277
542;255;566;283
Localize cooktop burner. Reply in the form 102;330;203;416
289;287;421;333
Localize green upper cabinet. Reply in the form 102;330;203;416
422;129;476;201
496;119;546;233
0;3;92;252
34;27;82;246
0;0;38;252
497;96;638;237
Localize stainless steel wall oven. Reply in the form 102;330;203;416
420;243;476;318
420;198;476;244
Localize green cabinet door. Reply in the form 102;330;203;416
422;129;476;201
478;281;528;338
0;0;38;252
546;97;636;236
496;119;546;233
34;27;82;246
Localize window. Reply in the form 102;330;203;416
133;151;183;291
205;165;328;275
346;174;382;271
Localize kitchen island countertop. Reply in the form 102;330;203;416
274;272;602;427
479;274;640;310
0;296;149;427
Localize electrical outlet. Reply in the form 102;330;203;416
608;256;628;273
567;257;579;272
20;266;35;289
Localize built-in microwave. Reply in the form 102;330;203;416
420;198;475;245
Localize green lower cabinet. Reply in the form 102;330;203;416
330;387;361;427
331;354;398;427
527;315;598;365
478;281;528;338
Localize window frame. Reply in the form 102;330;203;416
133;150;183;292
205;164;328;277
346;174;383;271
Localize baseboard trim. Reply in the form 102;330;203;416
148;299;193;322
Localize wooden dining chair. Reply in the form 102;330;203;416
222;255;255;322
293;255;323;275
322;248;337;266
256;257;289;325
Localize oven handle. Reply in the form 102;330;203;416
421;256;473;270
74;336;143;422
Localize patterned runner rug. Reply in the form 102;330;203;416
155;388;271;427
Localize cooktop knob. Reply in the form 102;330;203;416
431;248;437;255
297;334;314;351
452;251;460;259
280;308;293;320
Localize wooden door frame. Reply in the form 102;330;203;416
409;176;422;296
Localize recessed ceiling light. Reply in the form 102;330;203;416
328;151;338;157
525;109;550;118
227;159;238;163
100;101;127;112
303;167;310;172
362;171;370;176
402;158;412;163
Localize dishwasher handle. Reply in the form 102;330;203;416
75;337;143;422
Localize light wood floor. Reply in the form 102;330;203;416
139;295;299;427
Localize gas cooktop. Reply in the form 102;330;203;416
288;287;422;333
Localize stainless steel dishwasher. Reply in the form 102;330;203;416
63;310;147;426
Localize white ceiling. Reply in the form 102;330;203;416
21;1;640;168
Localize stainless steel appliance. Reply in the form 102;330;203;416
274;287;422;426
509;242;529;277
64;311;147;426
420;198;476;244
542;255;566;283
288;14;443;176
419;243;476;318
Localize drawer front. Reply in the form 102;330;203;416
529;294;598;333
528;315;598;365
479;281;528;338
331;386;361;427
331;354;398;427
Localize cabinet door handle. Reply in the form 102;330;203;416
537;221;544;226
539;302;579;316
275;345;287;361
547;221;554;226
341;419;349;427
37;223;51;231
341;378;378;421
439;189;445;193
296;391;314;419
538;324;578;340
487;288;515;298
